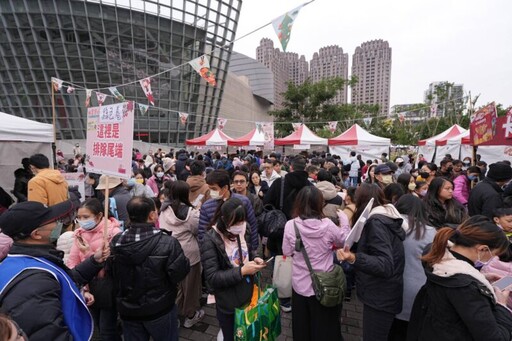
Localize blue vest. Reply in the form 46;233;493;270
0;255;93;341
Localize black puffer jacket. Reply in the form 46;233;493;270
0;243;103;341
200;228;253;314
407;251;512;340
263;171;311;220
353;205;405;314
468;178;505;219
425;198;467;229
110;225;190;321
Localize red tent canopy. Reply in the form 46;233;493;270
418;125;467;146
228;128;266;146
185;128;233;146
328;124;390;146
274;124;327;146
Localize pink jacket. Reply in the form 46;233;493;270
481;256;512;309
146;175;171;195
67;217;122;270
0;233;13;260
282;217;349;297
453;175;470;206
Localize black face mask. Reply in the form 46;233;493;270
420;172;430;179
398;162;404;168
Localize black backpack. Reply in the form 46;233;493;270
258;179;289;254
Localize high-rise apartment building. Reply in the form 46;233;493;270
284;52;309;86
424;82;464;118
351;39;392;116
310;45;349;104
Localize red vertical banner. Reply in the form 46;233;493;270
470;102;497;145
85;102;134;178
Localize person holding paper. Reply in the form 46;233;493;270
336;183;405;341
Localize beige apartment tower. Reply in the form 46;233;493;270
310;45;349;104
351;39;392;116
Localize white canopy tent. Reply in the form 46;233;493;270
0;112;54;199
328;124;391;160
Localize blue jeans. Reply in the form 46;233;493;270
349;176;358;188
122;305;178;341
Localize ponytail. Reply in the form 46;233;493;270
421;227;456;266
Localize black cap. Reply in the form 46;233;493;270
0;201;74;240
375;164;393;174
487;163;512;181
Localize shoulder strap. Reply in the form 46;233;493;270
293;221;315;275
279;178;285;210
236;235;245;266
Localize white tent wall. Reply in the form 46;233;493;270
476;146;511;165
0;142;53;200
330;145;389;162
461;145;473;161
418;145;436;163
435;144;461;164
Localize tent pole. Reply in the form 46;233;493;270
51;82;57;167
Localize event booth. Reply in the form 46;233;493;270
417;125;467;163
228;128;266;147
274;124;327;148
0;112;54;196
328;124;390;160
185;128;234;147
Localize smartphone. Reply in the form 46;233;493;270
493;276;512;290
265;256;275;263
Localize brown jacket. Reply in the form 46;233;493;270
186;175;210;207
27;169;68;206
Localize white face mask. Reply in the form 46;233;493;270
381;174;393;185
156;172;164;178
408;183;416;191
210;190;221;200
228;222;246;235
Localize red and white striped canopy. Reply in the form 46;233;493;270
436;130;470;146
418;125;467;146
229;128;266;146
185;128;234;146
274;124;327;146
328;124;390;146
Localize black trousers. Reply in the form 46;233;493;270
292;290;343;341
362;304;395;341
216;308;234;341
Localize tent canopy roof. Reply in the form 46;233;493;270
0;112;53;143
328;124;390;146
437;130;470;146
185;128;233;146
274;124;327;146
229;128;266;146
418;124;467;146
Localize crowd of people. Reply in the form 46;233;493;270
0;147;512;341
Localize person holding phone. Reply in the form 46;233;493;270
408;215;512;340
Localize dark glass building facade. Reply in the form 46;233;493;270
0;0;242;144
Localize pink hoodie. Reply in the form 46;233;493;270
67;217;122;271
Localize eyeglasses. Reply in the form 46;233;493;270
11;320;28;341
233;180;247;184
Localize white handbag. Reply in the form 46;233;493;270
272;255;293;298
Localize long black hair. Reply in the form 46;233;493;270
395;194;429;240
352;183;387;224
424;177;467;228
211;197;246;241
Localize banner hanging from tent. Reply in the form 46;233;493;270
258;121;275;150
85;102;134;178
470;102;497;145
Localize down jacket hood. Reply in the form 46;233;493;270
37;169;66;184
113;230;162;265
368;204;406;241
316;181;338;200
187;175;207;192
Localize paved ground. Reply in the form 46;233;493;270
178;263;363;341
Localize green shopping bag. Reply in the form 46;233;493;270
234;274;281;341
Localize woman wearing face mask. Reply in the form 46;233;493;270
127;170;156;198
418;163;437;185
452;166;481;207
424;177;467;229
413;181;428;198
68;198;122;341
146;165;170;195
462;157;472;169
407;216;512;340
397;173;416;195
200;198;266;341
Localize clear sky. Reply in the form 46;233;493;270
232;0;512;108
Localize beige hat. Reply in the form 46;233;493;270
95;175;122;190
162;158;176;173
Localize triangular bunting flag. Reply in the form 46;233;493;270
51;77;63;92
363;117;372;127
85;89;92;107
179;112;189;125
430;104;438;117
399;114;405;124
189;55;217;86
66;86;75;94
328;121;338;133
96;92;107;106
109;87;125;102
138;103;149;116
139;78;155;105
292;123;302;131
272;4;305;52
217;117;227;130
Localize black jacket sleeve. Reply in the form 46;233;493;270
70;255;104;286
200;233;243;290
1;270;72;341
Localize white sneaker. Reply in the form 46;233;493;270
183;309;205;328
